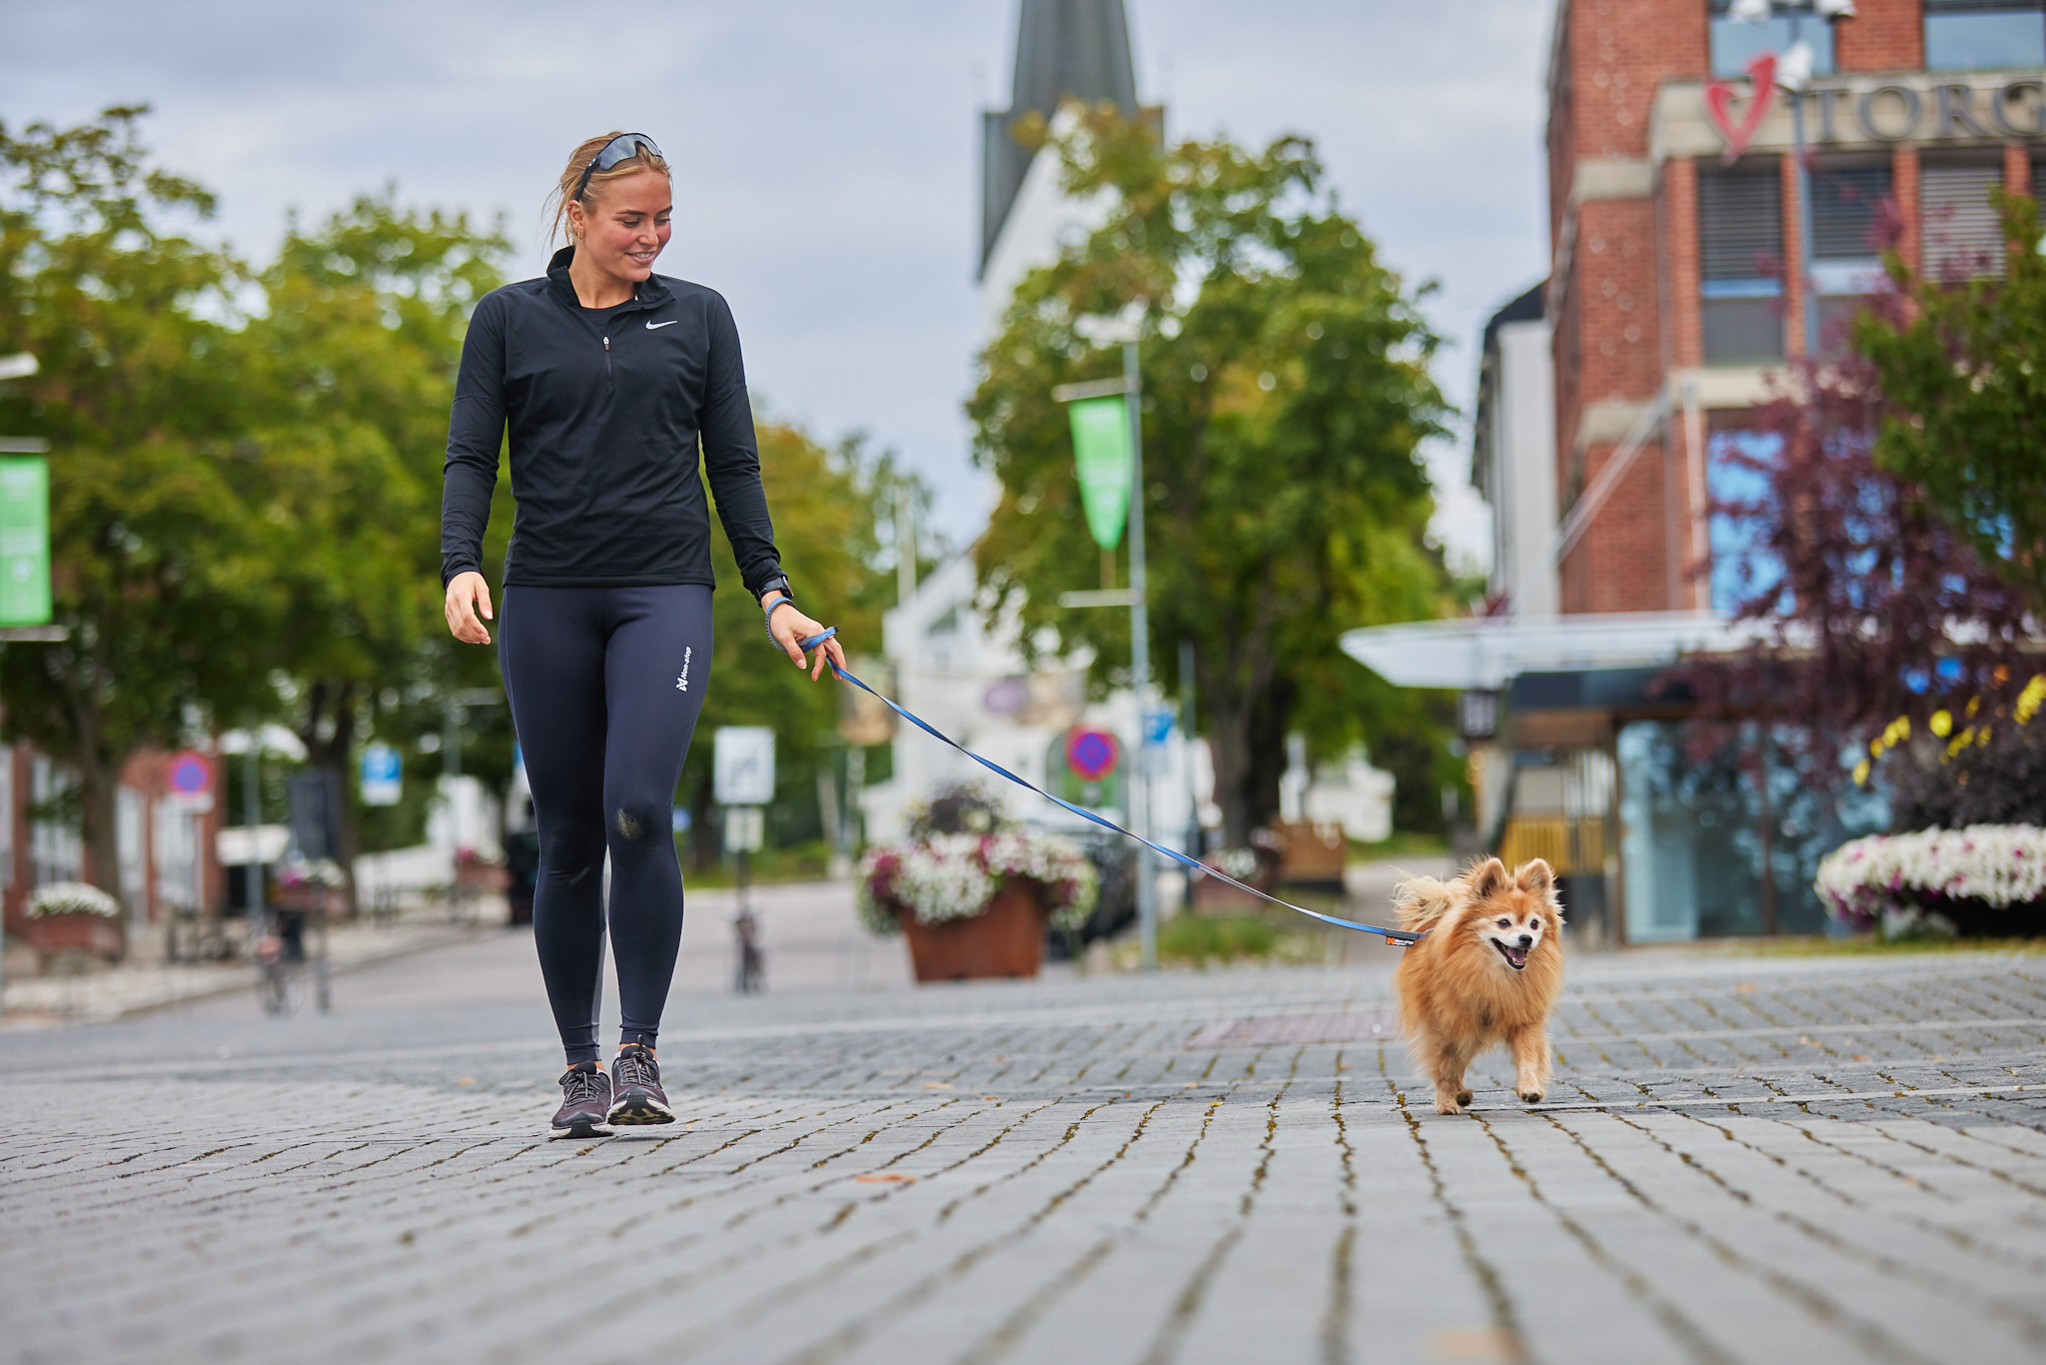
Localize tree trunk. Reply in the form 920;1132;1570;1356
79;752;123;907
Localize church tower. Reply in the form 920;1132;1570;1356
977;0;1147;334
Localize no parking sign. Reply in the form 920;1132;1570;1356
167;750;214;813
1063;728;1120;782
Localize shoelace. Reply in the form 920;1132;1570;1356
614;1049;658;1089
562;1065;606;1105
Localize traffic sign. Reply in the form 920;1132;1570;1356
1064;727;1121;782
167;750;214;813
714;727;776;806
360;743;402;806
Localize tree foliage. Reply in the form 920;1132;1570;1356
0;106;269;900
1855;189;2046;604
968;108;1454;844
0;107;898;901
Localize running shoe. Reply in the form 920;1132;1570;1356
607;1042;675;1125
550;1060;613;1139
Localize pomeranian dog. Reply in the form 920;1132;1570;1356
1392;857;1564;1114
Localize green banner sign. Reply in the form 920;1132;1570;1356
1067;395;1132;552
0;458;50;627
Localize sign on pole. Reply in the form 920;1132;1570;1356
714;727;776;806
0;458;51;627
166;750;215;814
1067;396;1133;552
360;743;402;806
724;805;764;852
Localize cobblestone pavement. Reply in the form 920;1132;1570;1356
3;922;2044;1365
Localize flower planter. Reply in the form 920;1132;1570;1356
898;883;1045;982
19;911;125;971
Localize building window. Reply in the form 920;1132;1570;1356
1925;1;2046;70
1698;165;1786;364
1922;161;2009;279
1811;163;1893;348
1706;430;1784;615
1709;2;1835;78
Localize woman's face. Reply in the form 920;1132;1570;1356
570;168;672;283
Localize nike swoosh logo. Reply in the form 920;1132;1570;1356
645;320;678;330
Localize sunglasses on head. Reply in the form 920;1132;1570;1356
574;133;663;200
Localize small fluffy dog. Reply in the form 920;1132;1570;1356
1392;857;1564;1114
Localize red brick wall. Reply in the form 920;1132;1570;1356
1835;0;1924;72
1560;442;1672;613
1894;145;1921;272
1660;157;1703;370
1781;152;1808;358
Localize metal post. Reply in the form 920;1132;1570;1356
1789;13;1821;359
243;747;262;946
444;699;462;922
1179;638;1199;880
1123;340;1156;971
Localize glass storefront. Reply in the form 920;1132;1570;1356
1618;720;1887;942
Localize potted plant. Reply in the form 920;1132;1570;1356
859;786;1097;981
20;881;124;971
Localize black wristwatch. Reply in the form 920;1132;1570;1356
760;575;793;604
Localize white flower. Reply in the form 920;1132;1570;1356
1815;824;2046;927
857;830;1100;934
27;881;120;919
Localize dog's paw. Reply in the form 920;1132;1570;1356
1519;1090;1544;1104
1456;1090;1474;1108
1433;1094;1466;1115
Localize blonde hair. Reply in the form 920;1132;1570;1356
548;132;671;246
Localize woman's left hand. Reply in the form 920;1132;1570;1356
764;594;849;681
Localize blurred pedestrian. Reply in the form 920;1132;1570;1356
440;131;845;1140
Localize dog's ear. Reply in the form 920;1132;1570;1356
1467;857;1509;900
1515;859;1555;896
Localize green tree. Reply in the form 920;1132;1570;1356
1855;189;2046;602
0;107;271;903
235;193;508;878
969;108;1453;845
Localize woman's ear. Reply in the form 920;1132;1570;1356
1467;857;1509;900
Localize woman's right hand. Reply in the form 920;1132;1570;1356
445;571;494;645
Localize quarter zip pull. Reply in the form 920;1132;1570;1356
603;336;610;350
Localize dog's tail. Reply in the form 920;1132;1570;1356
1392;874;1460;932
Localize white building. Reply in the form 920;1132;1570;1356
858;555;1211;850
1470;281;1559;619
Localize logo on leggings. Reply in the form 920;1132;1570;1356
676;646;693;693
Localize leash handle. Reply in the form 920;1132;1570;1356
822;658;1420;946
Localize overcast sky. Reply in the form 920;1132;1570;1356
3;0;1552;576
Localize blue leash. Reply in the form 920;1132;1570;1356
797;628;1420;947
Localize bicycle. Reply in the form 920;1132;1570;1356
253;914;307;1017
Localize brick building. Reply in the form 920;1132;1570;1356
1353;0;2043;944
0;743;227;965
1549;0;2041;616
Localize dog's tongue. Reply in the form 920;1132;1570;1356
1505;946;1528;967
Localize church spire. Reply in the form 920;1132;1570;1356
979;0;1138;276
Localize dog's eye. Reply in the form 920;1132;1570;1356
1496;918;1510;929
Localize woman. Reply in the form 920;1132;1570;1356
441;132;844;1139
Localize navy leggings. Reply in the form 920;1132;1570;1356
499;584;712;1064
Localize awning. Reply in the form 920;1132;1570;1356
1340;612;1767;690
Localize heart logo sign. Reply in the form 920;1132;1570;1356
1703;51;1776;164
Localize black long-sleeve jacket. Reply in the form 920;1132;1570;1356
439;246;782;597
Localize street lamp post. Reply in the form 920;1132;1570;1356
1052;330;1158;972
1120;339;1157;973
